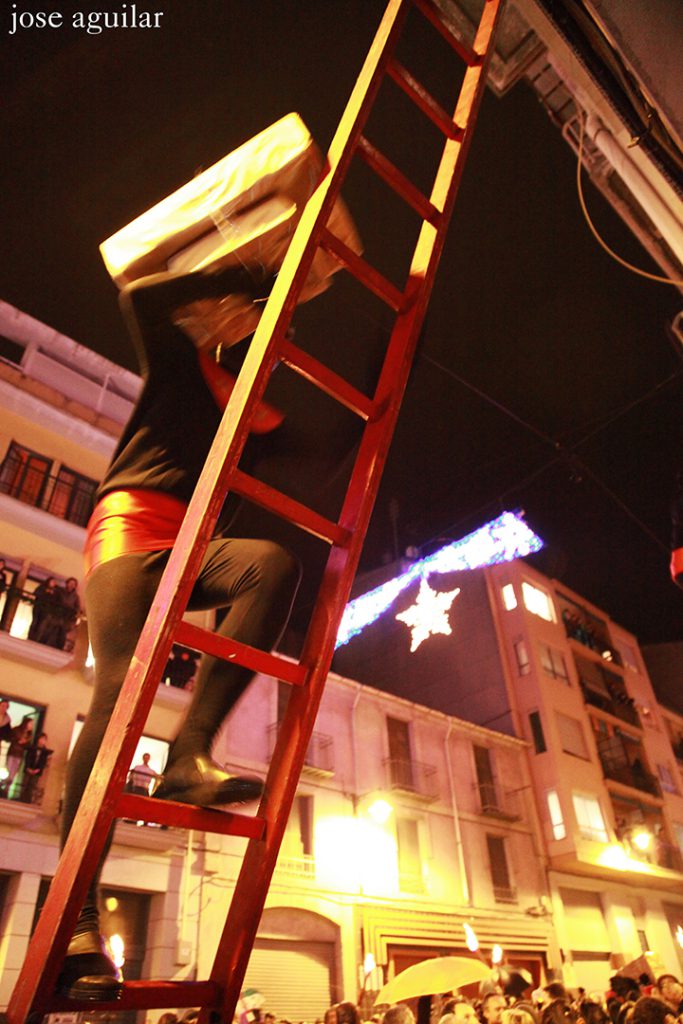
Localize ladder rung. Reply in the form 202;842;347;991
387;57;465;140
176;620;307;686
412;0;482;67
356;134;441;224
231;468;352;546
319;227;406;311
48;979;221;1012
279;338;375;419
116;793;266;839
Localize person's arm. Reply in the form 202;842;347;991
117;264;275;374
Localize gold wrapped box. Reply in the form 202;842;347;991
100;113;362;348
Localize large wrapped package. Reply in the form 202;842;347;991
100;113;362;349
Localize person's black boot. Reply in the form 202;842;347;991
153;753;263;807
56;928;123;1001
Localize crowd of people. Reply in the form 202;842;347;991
0;698;52;801
155;970;683;1024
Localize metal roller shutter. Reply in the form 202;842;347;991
245;937;334;1021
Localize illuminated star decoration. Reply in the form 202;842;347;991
395;577;461;652
335;511;543;648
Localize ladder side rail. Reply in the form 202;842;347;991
208;3;505;1015
9;5;415;1016
48;979;222;1014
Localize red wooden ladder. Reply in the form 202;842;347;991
6;0;504;1019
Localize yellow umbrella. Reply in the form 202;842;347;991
374;956;491;1005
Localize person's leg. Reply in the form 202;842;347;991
157;537;300;801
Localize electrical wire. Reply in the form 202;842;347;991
576;112;683;286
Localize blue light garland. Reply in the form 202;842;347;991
335;511;543;648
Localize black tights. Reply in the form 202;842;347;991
62;534;299;929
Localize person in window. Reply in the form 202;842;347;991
0;698;12;743
22;731;52;803
28;576;62;647
57;262;300;1001
56;576;82;651
3;714;33;796
127;751;160;794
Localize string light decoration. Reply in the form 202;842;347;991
336;511;543;648
395;578;460;651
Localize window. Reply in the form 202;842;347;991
514;639;530;675
572;793;608;842
614;639;639;673
539;643;569;683
0;442;97;527
501;584;517;610
486;835;515;903
0;441;52;507
556;712;590;759
279;795;315;878
0;696;47;803
522;581;554;622
547;789;566;840
387;716;414;789
474;745;498;809
657;763;679;794
529;711;547;754
396;817;423;893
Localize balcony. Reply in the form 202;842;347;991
0;451;97;528
476;781;521;822
602;760;661;797
275;854;316;880
580;681;641;728
558;594;621;665
267;724;335;778
384;757;438;802
493;885;517;904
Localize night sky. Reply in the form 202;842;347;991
1;1;681;647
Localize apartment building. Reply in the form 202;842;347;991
0;302;554;1017
335;552;683;990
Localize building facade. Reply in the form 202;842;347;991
335;553;683;991
0;303;554;1017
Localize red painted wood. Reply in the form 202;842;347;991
46;979;221;1013
278;339;375;419
357;135;441;224
319;228;406;310
387;57;465;140
175;620;307;686
411;0;481;66
230;468;352;546
115;793;266;838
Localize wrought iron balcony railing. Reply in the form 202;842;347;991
383;757;438;801
476;781;521;821
267;724;335;777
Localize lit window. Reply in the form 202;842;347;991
657;763;678;794
539;643;569;683
556;712;590;759
514;640;530;675
501;584;517;610
522;582;554;622
547;789;566;840
572;793;608;843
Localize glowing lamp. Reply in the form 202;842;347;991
631;828;652;851
491;944;503;964
367;798;393;824
464;923;479;952
105;896;119;912
676;925;683;949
